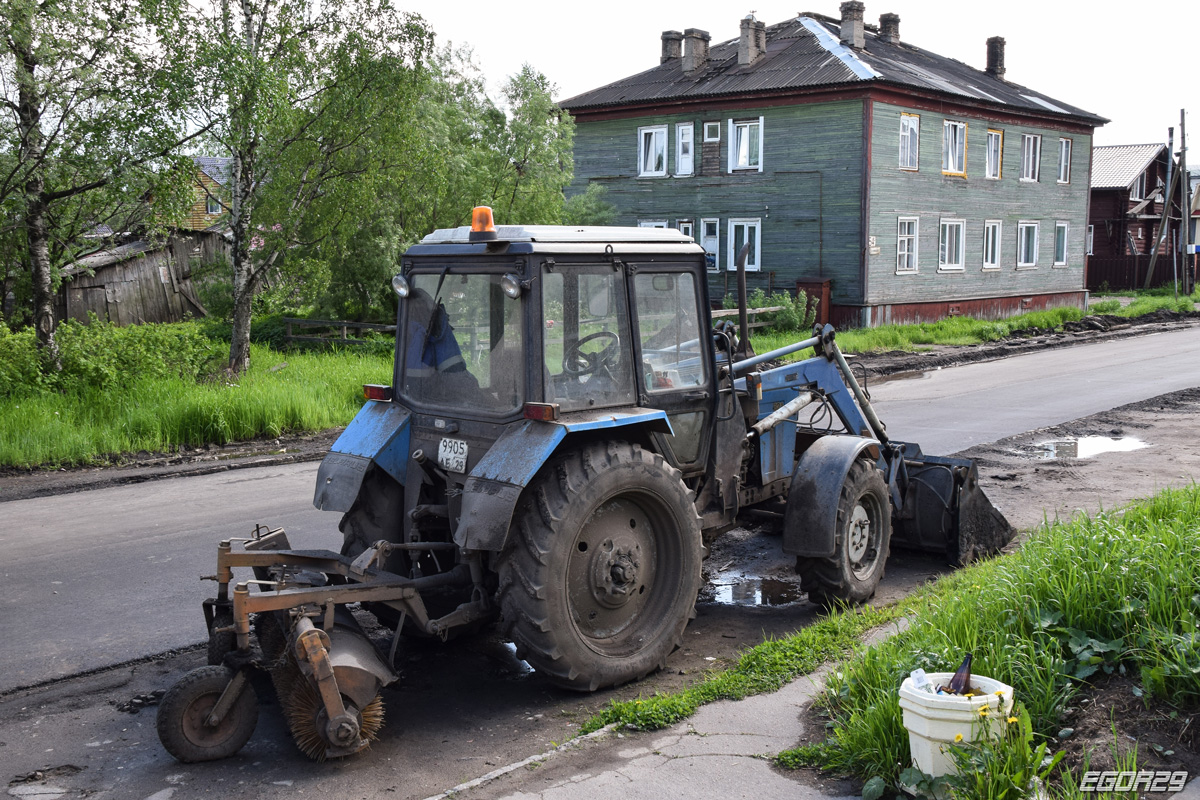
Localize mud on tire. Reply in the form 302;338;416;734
497;441;703;691
797;459;891;605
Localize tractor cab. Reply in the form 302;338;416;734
393;209;717;474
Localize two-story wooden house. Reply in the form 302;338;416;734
560;3;1107;326
184;156;232;231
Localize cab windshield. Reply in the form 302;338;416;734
398;271;524;415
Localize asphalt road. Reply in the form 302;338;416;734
4;325;1200;694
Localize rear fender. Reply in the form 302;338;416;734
456;410;672;552
783;435;879;558
313;401;411;513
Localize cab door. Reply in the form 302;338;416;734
629;268;714;474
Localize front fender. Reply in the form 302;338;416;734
782;435;878;558
313;401;411;513
456;409;672;552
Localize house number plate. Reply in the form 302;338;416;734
438;437;468;473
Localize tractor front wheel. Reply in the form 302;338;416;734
498;441;703;691
157;666;258;763
797;459;891;605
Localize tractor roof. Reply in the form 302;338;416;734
419;224;694;246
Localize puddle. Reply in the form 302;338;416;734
710;577;804;606
1038;436;1148;460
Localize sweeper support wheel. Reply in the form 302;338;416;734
157;665;258;763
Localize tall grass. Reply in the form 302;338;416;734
0;344;392;467
785;485;1200;787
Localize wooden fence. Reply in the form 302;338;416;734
1087;255;1195;292
709;306;787;331
283;318;395;345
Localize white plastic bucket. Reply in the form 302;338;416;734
897;672;1015;777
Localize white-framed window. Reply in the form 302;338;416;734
942;120;966;175
1087;224;1094;256
638;125;668;177
728;218;761;271
1057;138;1072;184
638;219;667;228
728;117;763;172
896;217;918;273
703;122;721;142
983;220;1002;268
206;193;221;214
701;218;720;271
985;130;1003;179
677;219;694;239
938;218;965;270
676;123;694;176
1130;170;1146;201
1020;134;1041;182
899;113;919;170
1054;221;1069;265
1017;221;1039;267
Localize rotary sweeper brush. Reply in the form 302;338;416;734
156;212;1012;762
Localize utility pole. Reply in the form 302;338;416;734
1144;121;1183;290
1179;110;1192;294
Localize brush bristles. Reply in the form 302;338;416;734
269;650;383;761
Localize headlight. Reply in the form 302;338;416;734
500;273;523;299
391;274;410;298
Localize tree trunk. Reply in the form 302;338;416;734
227;143;256;373
14;13;60;369
26;191;59;369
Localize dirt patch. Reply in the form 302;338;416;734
1055;675;1200;781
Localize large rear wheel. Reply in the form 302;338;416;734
797;459;891;605
498;441;703;691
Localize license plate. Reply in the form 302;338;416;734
437;437;468;473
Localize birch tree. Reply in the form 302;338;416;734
187;0;431;372
0;0;198;361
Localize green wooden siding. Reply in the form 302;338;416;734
569;101;866;304
867;102;1091;307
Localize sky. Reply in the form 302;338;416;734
412;0;1196;149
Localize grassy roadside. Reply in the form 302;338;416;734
0;321;391;467
777;485;1200;796
754;291;1197;359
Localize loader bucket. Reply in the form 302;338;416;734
890;443;1014;566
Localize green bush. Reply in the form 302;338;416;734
722;287;818;334
0;317;224;399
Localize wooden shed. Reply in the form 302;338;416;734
56;231;227;325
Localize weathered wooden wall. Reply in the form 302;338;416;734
57;232;226;325
567;100;865;307
865;101;1091;322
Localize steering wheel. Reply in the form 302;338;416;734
563;331;621;377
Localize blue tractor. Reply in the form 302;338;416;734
157;210;1010;763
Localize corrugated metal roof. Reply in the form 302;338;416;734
195;156;232;186
560;15;1106;126
62;240;159;276
1090;144;1165;189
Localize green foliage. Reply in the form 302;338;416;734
563;183;617;226
1089;299;1121;314
721;287;818;334
578;604;904;735
790;484;1200;789
936;703;1064;800
0;339;391;466
1;317;222;399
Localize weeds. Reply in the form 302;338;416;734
578;603;906;735
783;485;1200;793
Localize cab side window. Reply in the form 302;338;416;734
633;273;707;393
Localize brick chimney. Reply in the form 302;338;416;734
986;36;1006;79
738;14;766;65
682;28;711;74
661;30;683;64
879;13;899;44
840;1;865;49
